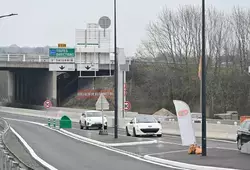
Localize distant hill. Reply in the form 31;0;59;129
0;45;50;54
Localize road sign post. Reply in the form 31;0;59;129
44;99;52;127
95;94;109;135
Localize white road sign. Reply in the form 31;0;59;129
49;64;75;71
77;63;99;71
95;93;109;111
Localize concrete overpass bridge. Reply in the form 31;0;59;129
0;23;129;118
0;52;128;107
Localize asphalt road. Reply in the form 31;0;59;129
0;111;246;170
7;119;178;170
0;111;237;149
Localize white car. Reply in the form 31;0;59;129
191;112;202;123
79;110;107;130
125;115;162;137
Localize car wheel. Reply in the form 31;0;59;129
157;134;162;137
126;127;130;136
133;128;138;137
237;138;242;150
80;121;83;129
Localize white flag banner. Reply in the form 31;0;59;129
173;100;196;146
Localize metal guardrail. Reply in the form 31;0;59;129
0;54;49;62
0;118;32;170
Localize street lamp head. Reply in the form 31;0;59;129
0;13;18;19
9;13;18;16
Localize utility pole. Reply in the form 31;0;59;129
114;0;118;139
201;0;207;156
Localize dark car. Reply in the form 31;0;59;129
237;120;250;150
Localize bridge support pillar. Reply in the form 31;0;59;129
7;71;14;103
47;71;57;106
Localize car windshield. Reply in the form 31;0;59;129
136;116;157;123
191;113;202;119
86;112;102;117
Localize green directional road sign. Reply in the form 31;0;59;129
49;48;75;57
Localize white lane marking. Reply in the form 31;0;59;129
215;147;238;151
144;155;240;170
158;141;183;146
6;118;185;170
147;149;187;156
163;134;237;144
71;127;128;137
10;127;58;170
62;129;158;147
209;139;236;144
108;140;158;147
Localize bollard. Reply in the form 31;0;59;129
48;118;51;127
53;119;56;128
234;122;238;126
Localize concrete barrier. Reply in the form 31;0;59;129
161;122;237;141
0;106;238;141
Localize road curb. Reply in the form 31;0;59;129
143;155;240;170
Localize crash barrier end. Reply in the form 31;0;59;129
59;115;72;129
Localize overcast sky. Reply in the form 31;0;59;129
0;0;249;56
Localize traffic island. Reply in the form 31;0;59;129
144;148;250;170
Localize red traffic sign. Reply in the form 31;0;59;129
124;101;131;111
44;100;52;109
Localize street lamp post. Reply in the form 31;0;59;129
0;13;18;19
201;0;207;156
114;0;118;139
